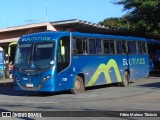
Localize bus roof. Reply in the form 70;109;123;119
72;32;147;41
18;31;148;42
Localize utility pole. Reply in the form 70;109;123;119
45;0;48;22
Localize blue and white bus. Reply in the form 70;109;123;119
0;47;5;77
13;31;149;94
148;39;160;72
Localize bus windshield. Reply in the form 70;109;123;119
14;42;55;70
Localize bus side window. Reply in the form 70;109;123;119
72;38;76;54
128;41;136;54
122;41;127;54
141;42;147;54
73;38;90;55
132;41;137;54
103;40;109;54
82;38;88;55
116;41;122;54
137;42;142;54
110;41;115;54
96;39;102;54
128;41;132;54
89;39;96;54
75;38;83;54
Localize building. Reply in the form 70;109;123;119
0;19;117;62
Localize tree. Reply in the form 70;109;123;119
113;0;160;37
99;15;130;31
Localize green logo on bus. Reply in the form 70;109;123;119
87;59;122;86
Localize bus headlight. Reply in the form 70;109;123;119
42;75;52;82
14;76;19;82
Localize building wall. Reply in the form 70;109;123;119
0;26;46;40
0;26;48;62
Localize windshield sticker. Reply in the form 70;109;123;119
19;44;32;47
37;44;53;48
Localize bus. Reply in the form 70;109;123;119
147;39;160;72
13;31;149;94
0;47;5;78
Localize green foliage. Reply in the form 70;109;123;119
99;15;130;31
101;0;160;37
99;17;127;30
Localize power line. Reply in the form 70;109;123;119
25;0;37;24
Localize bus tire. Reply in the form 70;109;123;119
121;71;129;87
71;75;85;94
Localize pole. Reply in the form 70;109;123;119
45;0;48;21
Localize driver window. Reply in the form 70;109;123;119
57;36;70;73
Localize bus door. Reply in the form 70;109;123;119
56;37;71;90
8;42;17;62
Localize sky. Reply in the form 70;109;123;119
0;0;126;29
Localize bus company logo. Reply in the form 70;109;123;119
88;59;122;86
31;37;51;41
22;38;31;42
123;57;146;66
30;63;35;68
22;37;50;42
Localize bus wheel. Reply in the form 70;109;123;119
71;75;85;94
121;71;129;87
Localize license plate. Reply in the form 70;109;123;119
26;83;33;88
